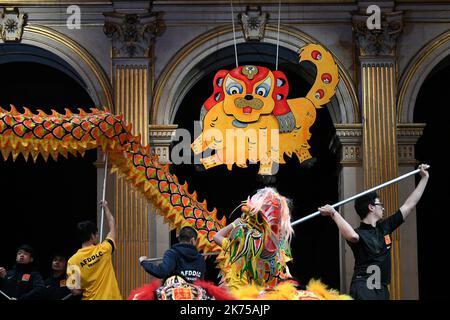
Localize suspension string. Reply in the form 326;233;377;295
276;0;282;70
230;0;239;68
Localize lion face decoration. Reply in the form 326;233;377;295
200;65;292;131
222;66;289;125
192;44;339;175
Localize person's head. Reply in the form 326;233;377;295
51;254;67;274
354;191;384;221
16;244;34;265
77;220;99;245
178;226;197;246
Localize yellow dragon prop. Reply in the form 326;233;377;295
0;106;225;253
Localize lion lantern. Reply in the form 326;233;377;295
191;44;339;175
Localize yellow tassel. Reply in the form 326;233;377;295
306;279;352;300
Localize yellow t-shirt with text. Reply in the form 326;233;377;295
67;237;122;300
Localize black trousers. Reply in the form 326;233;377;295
350;279;390;300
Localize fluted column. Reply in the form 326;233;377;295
104;9;161;297
353;3;403;299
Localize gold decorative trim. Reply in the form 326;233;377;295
113;63;151;295
152;24;360;124
23;25;114;110
360;62;401;299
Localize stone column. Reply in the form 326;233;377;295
353;2;403;299
104;8;161;296
149;125;177;258
397;123;424;299
332;124;363;294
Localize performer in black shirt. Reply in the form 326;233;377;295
319;164;429;300
44;253;80;300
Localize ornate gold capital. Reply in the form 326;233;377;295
0;7;27;43
353;11;403;56
239;6;269;42
104;11;163;58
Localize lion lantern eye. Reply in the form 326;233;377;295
229;86;242;95
256;87;267;97
225;78;243;95
255;77;271;97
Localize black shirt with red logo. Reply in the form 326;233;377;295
347;210;404;285
0;263;45;300
44;273;80;300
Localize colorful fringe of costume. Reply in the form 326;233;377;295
128;275;235;300
216;187;294;289
230;279;351;300
128;277;351;300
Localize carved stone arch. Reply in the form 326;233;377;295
14;25;114;110
152;24;359;125
398;30;450;123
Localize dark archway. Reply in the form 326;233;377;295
0;59;97;280
170;43;340;288
414;55;450;300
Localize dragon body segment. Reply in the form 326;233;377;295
0;106;225;253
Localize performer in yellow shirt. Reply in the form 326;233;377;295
67;200;122;300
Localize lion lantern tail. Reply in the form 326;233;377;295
299;43;339;108
281;44;339;164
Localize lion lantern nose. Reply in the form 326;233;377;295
244;94;253;100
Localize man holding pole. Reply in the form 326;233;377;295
319;164;429;300
66;200;122;300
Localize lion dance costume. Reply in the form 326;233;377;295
217;187;294;290
129;187;350;300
